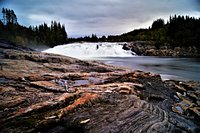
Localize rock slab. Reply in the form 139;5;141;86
0;41;199;133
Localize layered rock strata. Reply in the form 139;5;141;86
0;41;199;133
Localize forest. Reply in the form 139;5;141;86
118;15;200;48
1;8;200;48
72;15;200;48
0;8;67;47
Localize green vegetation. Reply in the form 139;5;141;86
1;7;200;49
0;8;67;47
111;15;200;48
151;18;164;30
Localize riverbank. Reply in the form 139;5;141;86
123;41;200;57
0;41;199;132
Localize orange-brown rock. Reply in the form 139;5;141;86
0;41;199;133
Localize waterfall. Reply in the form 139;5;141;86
43;42;135;59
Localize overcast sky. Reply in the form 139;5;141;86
1;0;200;37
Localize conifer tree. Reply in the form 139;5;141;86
2;8;6;24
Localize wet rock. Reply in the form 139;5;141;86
174;84;187;92
187;90;199;101
132;83;144;90
173;95;181;103
30;81;67;92
80;119;90;124
122;43;131;50
166;80;200;121
46;126;67;133
0;41;199;133
172;105;184;114
148;94;164;101
145;48;158;56
197;101;200;106
176;92;186;100
0;96;26;109
126;41;200;57
58;93;100;118
119;86;133;94
173;99;195;114
190;107;200;117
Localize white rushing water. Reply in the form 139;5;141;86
43;42;135;59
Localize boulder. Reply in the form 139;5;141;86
122;43;131;50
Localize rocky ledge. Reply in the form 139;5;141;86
0;41;199;133
123;41;200;57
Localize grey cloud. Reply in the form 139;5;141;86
0;0;6;8
2;0;199;37
195;0;200;11
0;0;5;4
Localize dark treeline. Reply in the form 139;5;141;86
71;15;200;48
111;15;200;48
0;8;67;47
167;15;200;47
68;34;107;42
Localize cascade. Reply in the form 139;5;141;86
43;42;135;59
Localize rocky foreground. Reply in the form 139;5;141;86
0;40;200;133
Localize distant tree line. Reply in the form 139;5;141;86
68;34;107;42
112;15;200;48
0;8;67;47
70;15;200;48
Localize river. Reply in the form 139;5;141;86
43;42;200;81
94;57;200;81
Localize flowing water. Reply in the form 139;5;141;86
95;57;200;81
43;42;200;81
43;42;135;58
